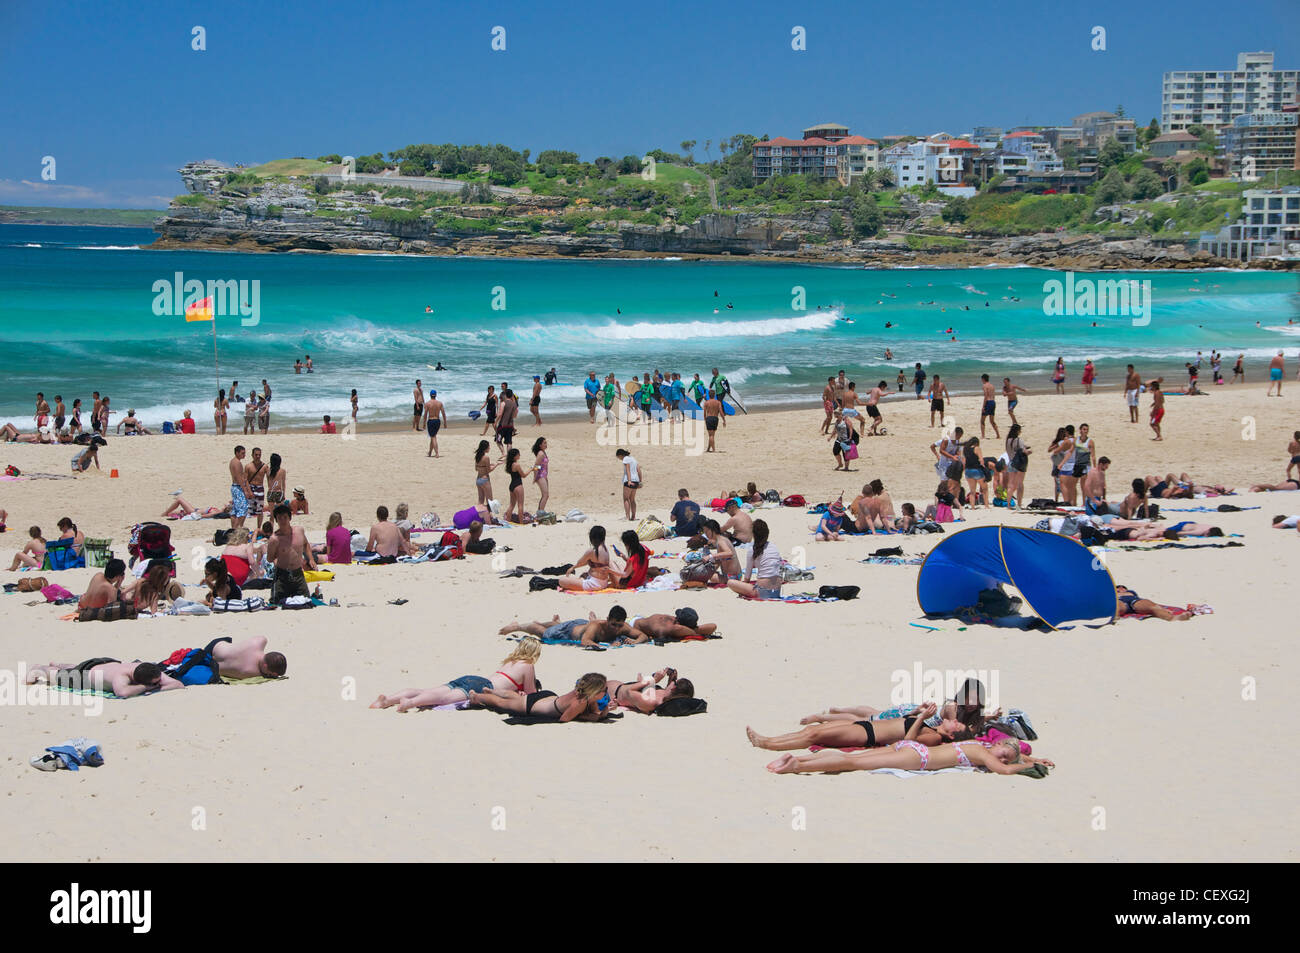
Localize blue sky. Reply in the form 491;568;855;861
2;0;1297;207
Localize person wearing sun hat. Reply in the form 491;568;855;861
816;499;846;540
290;485;309;516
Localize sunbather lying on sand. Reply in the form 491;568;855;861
1115;583;1194;620
623;611;718;644
26;659;182;698
498;609;632;647
606;668;693;713
371;636;539;712
747;704;970;752
470;671;611;722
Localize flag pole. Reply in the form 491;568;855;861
212;313;220;397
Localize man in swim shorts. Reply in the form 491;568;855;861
979;374;999;439
1125;364;1141;423
267;503;315;603
423;390;447;458
228;446;252;531
865;381;886;435
584;372;600;422
927;375;949;427
26;658;182;698
499;608;632;646
529;376;543;425
1268;351;1285;397
702;391;724;452
412;380;424;431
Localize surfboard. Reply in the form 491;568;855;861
721;400;737;416
624;381;641;397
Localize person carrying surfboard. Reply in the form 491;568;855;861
688;374;707;405
710;367;746;413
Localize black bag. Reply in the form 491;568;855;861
674;607;699;629
213;529;231;546
1012;450;1029;471
763;489;780;504
818;585;860;601
871;546;903;557
528;575;558;591
1216;503;1242;512
655;697;707;717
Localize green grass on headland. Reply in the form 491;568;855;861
246;158;331;177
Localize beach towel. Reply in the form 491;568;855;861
861;555;924;566
1115;541;1244;551
1164;505;1258;513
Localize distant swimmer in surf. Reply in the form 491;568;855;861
425;305;433;313
434;362;447;371
726;303;734;309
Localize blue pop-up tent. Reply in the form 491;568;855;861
917;526;1115;629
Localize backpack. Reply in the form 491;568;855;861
763;489;780;504
674;607;699;629
782;494;806;507
161;421;175;434
167;642;226;685
438;530;464;559
635;516;665;541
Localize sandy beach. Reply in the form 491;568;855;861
2;384;1297;862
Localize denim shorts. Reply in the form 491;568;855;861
542;619;584;641
964;468;984;480
446;675;492;695
756;586;782;600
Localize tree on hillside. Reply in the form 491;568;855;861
704;139;712;162
1183;157;1210;186
876;166;896;189
828;210;844;237
1094;166;1130;204
1130;167;1164;200
1145;118;1160;145
941;195;970;223
850;192;883;238
1098;138;1126;172
1115;104;1126;118
680;140;696;164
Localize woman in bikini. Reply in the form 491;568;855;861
473;441;500;504
1115;584;1194;621
504;448;531;523
700;519;740;580
213;389;228;436
470;672;610;723
747;703;971;752
765;703;1055;775
69;399;83;436
266;453;286;508
8;526;46;570
220;527;262;585
370;636;542;712
1052;356;1066;395
1049;426;1074;504
606;668;693;714
557;524;617;592
532;436;550;515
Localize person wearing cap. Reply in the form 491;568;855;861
290;485;309;516
816;500;846;540
116;409;149;435
529;375;543;426
423;388;447;458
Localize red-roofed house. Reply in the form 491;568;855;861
752;123;879;184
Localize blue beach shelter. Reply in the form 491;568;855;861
917;526;1116;629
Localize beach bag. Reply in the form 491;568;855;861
42;584;75;602
4;465;19;476
17;577;48;592
680;560;715;583
1012;449;1029;470
212;596;265;613
782;495;806;508
78;601;137;622
935;503;954;523
302;569;335;583
420;512;440;529
437;530;464;559
636;516;665;541
655;697;707;717
818;585;860;601
845;443;859;461
674;607;699;629
535;511;558;525
763;489;781;504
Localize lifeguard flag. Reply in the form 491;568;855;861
185;296;214;322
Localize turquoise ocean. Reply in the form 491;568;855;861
1;223;1297;428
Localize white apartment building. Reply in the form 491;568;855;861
1001;131;1064;172
1198;187;1300;261
881;139;968;188
1163;51;1299;136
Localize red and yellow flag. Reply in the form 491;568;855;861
185;296;214;322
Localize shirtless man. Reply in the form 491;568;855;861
1119;479;1152;519
35;392;50;423
979;374;1000;439
841;381;860;421
529;376;543;425
927;375;949;427
864;381;887;435
210;636;287;679
245;447;269;518
721;498;753;543
53;396;66;432
366;505;415;558
1149;380;1165;440
228;446;252;530
1081;457;1117;515
701;391;725;452
259;380;272;433
1125;364;1142;423
1002;378;1027;425
1267;350;1285;397
423;390;447;458
267;503;316;603
26;659;182;698
498;608;633;647
833;370;848;410
78;558;128;610
624;612;718;644
91;392;102;434
413;379;425;431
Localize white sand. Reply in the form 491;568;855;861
1;385;1296;861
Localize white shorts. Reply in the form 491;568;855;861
1125;389;1139;407
582;575;603;591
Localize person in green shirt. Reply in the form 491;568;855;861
688;374;707;404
